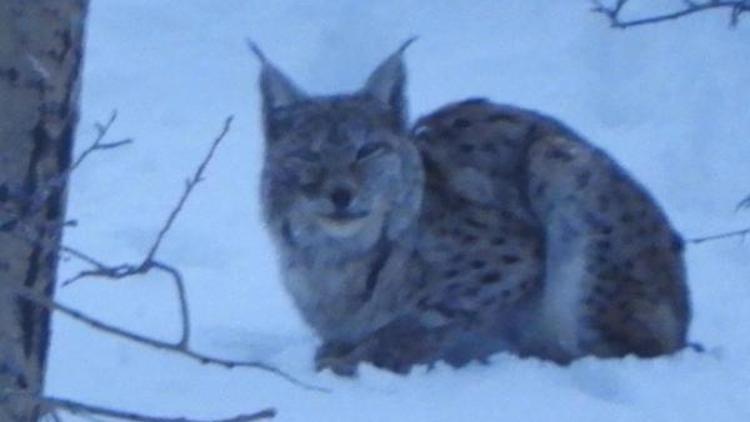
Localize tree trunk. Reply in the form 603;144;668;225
0;1;88;420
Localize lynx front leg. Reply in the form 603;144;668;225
523;134;690;360
315;318;448;376
315;342;361;376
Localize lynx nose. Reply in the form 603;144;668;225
330;187;353;210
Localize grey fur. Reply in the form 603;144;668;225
256;46;690;375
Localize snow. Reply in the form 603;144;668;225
46;1;750;421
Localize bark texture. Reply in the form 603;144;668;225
0;1;88;420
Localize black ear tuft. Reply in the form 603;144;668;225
248;40;308;139
361;38;417;132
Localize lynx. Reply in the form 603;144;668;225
254;41;690;375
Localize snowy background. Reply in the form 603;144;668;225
45;1;750;421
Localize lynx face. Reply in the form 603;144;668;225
257;41;422;254
262;97;422;251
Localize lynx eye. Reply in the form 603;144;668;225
355;142;389;161
281;150;322;190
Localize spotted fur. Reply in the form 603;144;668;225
412;99;689;363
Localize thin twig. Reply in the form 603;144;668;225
44;396;276;422
737;194;750;211
60;258;192;346
71;110;134;172
45;111;132;209
0;110;131;228
12;284;328;392
1;113;318;422
145;116;233;262
688;227;750;244
44;116;326;391
60;245;109;273
688;193;750;244
151;260;191;347
19;394;275;422
62;117;234;349
592;0;750;28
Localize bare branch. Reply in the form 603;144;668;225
2;109;315;421
737;194;750;211
43;111;132;210
60;257;193;347
44;396;276;422
592;0;750;28
688;227;750;244
72;110;133;172
12;281;328;392
20;393;275;422
145;116;233;262
60;245;109;273
25;116;327;392
61;116;234;358
688;193;750;244
150;260;191;347
0;110;131;229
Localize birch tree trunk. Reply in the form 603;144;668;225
0;1;88;420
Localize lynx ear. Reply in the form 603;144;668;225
361;38;416;131
248;40;307;112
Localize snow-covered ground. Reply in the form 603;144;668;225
46;1;750;421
